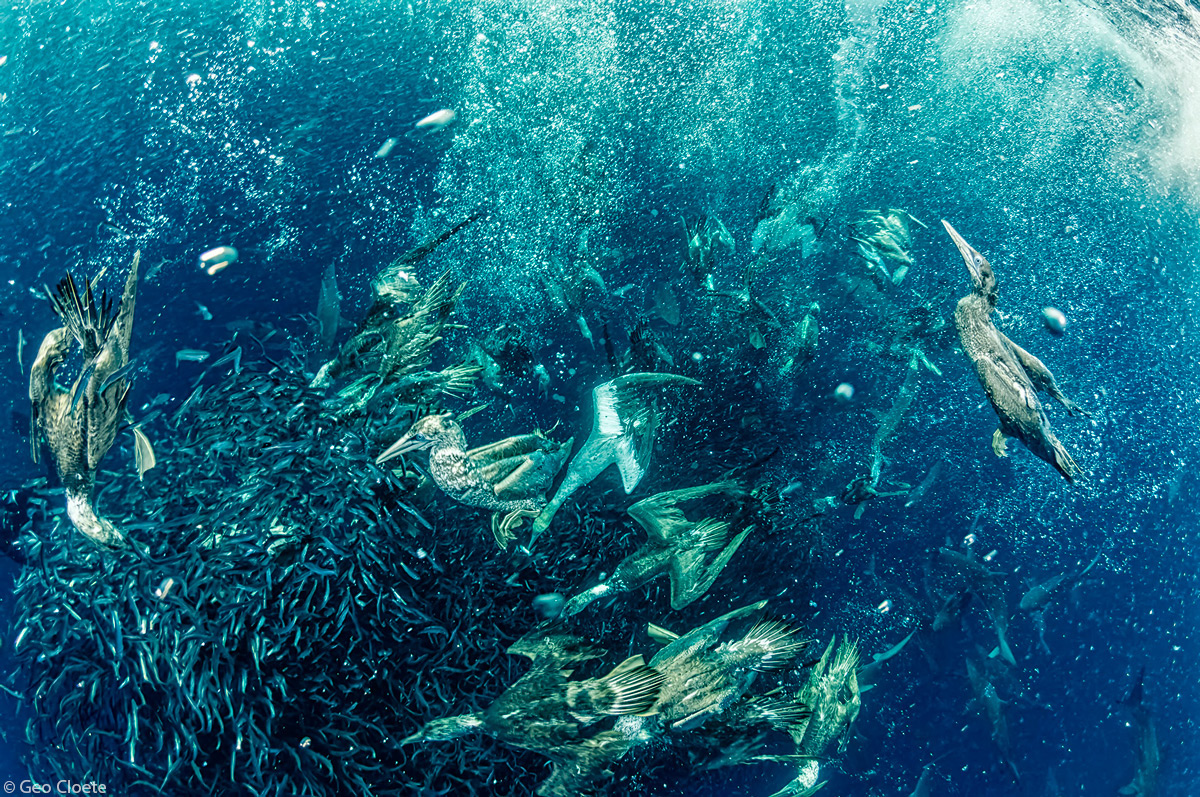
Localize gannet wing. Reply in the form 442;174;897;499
86;253;140;469
110;251;140;363
999;333;1080;412
467;433;549;465
627;498;689;544
591;378;625;438
649;600;767;668
533;373;700;542
627;481;743;543
975;355;1043;424
594;373;701;494
591;379;653;493
666;521;748;611
28;328;71;465
614;404;656;493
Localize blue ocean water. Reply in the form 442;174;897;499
0;0;1197;794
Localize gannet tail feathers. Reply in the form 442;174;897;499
530;373;701;541
668;524;754;611
741;619;808;671
598;373;700;492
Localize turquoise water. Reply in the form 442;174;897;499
0;0;1197;794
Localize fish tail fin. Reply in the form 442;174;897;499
991;628;1017;667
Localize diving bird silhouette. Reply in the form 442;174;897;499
943;220;1087;481
29;252;141;545
530;372;701;542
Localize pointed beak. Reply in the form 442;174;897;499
375;432;431;465
941;219;983;286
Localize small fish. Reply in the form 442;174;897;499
132;426;156;481
98;359;139;394
140;393;171;411
210;346;243;374
195;301;212;321
533;363;550;399
316;262;341;354
857;629;917;689
939;547;1015;666
869;629;916;665
576;314;594;346
175;349;210;366
69;362;96;414
143;257;170;282
907;755;949;797
198;245;237;276
414;109;455;133
1118;669;1160;797
1018;553;1100;613
153;576;175;600
965;657;1019;781
373;137;398;158
905;461;943;508
931;590;972;631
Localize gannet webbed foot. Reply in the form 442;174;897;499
492;508;540;550
1060;396;1091;419
840;476;878;505
991;428;1009;458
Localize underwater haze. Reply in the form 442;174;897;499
1;0;1199;794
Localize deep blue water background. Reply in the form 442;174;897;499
1;0;1199;794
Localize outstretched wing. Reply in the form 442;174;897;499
85;252;140;469
595;373;701;494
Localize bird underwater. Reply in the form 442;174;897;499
28;252;143;546
13;3;1196;796
3;202;1124;797
943;220;1088;482
377;411;572;548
